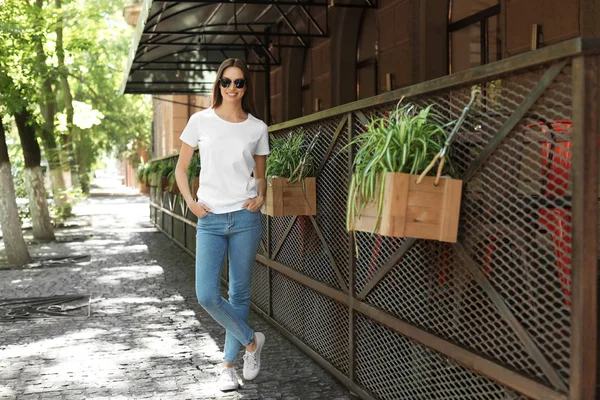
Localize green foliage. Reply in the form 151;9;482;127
50;186;84;224
13;174;28;200
136;163;145;182
266;130;317;184
167;168;177;188
159;161;174;178
158;161;173;190
0;0;41;113
0;0;152;199
149;161;162;174
346;100;454;232
187;153;200;183
142;163;151;183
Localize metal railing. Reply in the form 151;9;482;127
148;37;599;400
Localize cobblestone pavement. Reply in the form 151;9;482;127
0;177;352;400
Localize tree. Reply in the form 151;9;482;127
0;0;55;241
0;116;31;266
33;0;68;209
14;109;55;240
55;0;77;188
39;0;152;192
2;0;152;213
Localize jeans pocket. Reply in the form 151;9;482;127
198;212;212;220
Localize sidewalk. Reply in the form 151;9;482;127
0;177;352;400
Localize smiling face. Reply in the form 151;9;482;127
219;66;247;106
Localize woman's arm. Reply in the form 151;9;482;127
242;155;267;212
176;143;210;217
254;154;267;198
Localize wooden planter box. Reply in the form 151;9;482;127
265;177;317;217
148;172;159;187
168;179;180;194
351;172;463;242
159;176;169;191
138;182;150;194
191;177;199;200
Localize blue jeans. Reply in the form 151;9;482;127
195;208;262;363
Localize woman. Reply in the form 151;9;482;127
175;58;268;391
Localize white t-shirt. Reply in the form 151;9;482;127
179;107;270;214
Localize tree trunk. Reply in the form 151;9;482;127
35;0;67;208
56;0;77;189
76;127;91;193
0;117;31;266
14;110;55;241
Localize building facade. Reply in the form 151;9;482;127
135;0;586;158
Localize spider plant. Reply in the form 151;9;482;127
136;164;145;183
148;161;162;186
159;161;174;191
142;163;152;185
346;100;455;233
187;152;200;183
266;129;318;184
167;168;177;191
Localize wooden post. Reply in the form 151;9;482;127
570;54;599;400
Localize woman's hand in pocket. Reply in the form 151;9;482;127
242;196;264;212
190;202;212;218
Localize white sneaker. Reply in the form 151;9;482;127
243;332;265;380
217;367;239;391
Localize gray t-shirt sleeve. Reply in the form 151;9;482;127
179;113;199;147
255;124;270;155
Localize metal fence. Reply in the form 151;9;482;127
148;38;598;400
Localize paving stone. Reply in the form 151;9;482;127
0;178;351;400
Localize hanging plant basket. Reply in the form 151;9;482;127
191;177;199;200
138;182;150;194
265;177;317;217
347;90;479;244
169;180;180;194
350;172;462;242
148;172;159;187
166;170;180;194
159;177;169;192
265;130;319;217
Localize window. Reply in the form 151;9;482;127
301;50;312;116
448;0;501;74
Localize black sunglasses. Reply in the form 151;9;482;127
219;78;247;89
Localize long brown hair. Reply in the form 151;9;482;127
211;59;256;116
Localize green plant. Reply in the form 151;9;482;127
346;100;454;233
186;152;200;183
142;163;151;184
146;161;162;185
13;173;27;199
149;161;162;174
50;187;85;225
266;130;318;184
136;164;145;183
158;161;174;190
167;168;177;189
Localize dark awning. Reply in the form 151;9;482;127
120;0;375;95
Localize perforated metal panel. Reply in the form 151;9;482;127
250;261;269;314
355;315;529;400
259;59;578;399
348;63;574;387
270;116;351;291
271;271;350;375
